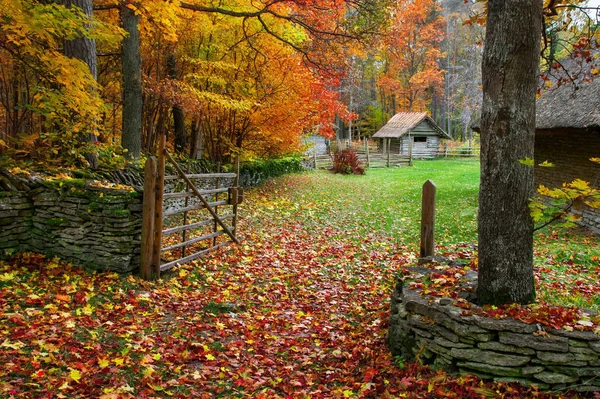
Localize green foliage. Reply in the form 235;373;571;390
529;158;600;231
238;156;304;186
332;149;365;175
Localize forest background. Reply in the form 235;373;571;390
0;0;598;169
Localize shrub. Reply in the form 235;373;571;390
238;156;304;186
331;149;364;175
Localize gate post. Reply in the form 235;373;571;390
420;180;436;258
140;156;157;280
151;133;166;279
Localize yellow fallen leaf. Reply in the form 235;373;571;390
69;368;81;383
98;358;110;368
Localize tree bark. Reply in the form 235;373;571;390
167;54;187;154
120;1;142;159
477;0;542;305
64;0;99;168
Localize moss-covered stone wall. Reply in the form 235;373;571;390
0;171;142;273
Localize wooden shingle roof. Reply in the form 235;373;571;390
373;112;451;139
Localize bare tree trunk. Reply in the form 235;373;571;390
477;0;542;305
121;1;142;158
64;0;99;168
167;54;186;154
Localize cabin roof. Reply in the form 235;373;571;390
372;112;452;139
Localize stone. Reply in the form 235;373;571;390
499;332;568;352
547;366;600;377
574;352;599;361
521;366;545;375
413;328;434;339
478;341;535;355
456;361;523;377
434;336;471;349
570;346;599;355
549;329;600;341
449;348;531;367
533;372;578;384
536;351;575;363
589;341;600;353
473;316;537;334
569;339;593;348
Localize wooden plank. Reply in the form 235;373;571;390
162;214;235;236
140;157;157;280
160;240;234;272
151;134;166;279
165;150;240;244
164;172;236;181
163;188;229;199
161;230;226;252
163;200;228;217
420;180;436;258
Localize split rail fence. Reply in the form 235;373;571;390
314;139;479;169
140;135;242;280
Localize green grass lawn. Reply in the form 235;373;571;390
283;158;599;310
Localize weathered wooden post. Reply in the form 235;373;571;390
420;180;436;258
408;135;414;166
365;137;370;167
140;156;157;280
151;133;166;279
386;138;391;167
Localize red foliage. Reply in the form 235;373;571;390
331;149;365;175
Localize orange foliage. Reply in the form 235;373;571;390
377;0;445;112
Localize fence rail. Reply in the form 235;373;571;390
314;139;479;170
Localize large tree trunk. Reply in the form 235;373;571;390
477;0;542;305
167;54;187;154
120;2;142;159
64;0;99;168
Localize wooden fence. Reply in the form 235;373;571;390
314;139;479;169
140;135;242;280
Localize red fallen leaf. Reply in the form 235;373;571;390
363;367;377;383
234;378;245;387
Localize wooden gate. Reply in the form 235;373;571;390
140;136;242;280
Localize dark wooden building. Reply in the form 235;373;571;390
372;112;451;158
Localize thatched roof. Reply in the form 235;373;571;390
372;112;451;139
537;74;600;130
473;55;600;131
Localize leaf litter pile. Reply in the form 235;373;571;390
1;173;598;398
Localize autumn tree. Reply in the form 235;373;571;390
377;0;445;114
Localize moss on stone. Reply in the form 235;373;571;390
46;218;66;226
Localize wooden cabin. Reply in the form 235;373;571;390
372;112;452;158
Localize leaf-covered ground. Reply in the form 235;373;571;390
1;160;597;398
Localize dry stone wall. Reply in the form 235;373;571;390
0;171;143;273
389;271;600;393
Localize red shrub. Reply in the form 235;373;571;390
331;149;365;175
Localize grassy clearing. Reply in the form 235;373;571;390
282;158;598;309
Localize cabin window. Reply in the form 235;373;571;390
414;136;427;143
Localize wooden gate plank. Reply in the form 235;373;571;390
165;151;240;244
160;240;234;271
